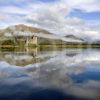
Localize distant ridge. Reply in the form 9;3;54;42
0;24;84;43
65;35;84;42
0;24;52;35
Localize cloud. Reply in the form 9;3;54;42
24;0;100;42
0;15;6;21
0;0;100;42
0;6;29;15
62;0;100;12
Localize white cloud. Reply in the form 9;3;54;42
0;0;100;42
62;0;100;12
0;6;29;15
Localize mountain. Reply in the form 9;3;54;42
0;24;52;36
65;35;84;41
0;24;62;39
62;35;84;43
0;24;84;45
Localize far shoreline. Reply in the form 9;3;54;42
0;44;100;48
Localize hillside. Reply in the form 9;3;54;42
0;24;52;36
0;24;84;46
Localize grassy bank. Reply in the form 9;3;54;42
0;44;100;49
38;44;100;48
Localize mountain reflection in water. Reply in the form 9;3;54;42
0;47;100;100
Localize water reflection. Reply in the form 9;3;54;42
0;47;63;66
0;47;100;100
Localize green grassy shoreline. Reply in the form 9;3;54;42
0;44;100;48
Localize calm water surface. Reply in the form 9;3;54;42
0;47;100;100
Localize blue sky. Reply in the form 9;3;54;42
70;9;100;22
0;0;100;41
0;0;100;25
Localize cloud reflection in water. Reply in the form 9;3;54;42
0;48;100;100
